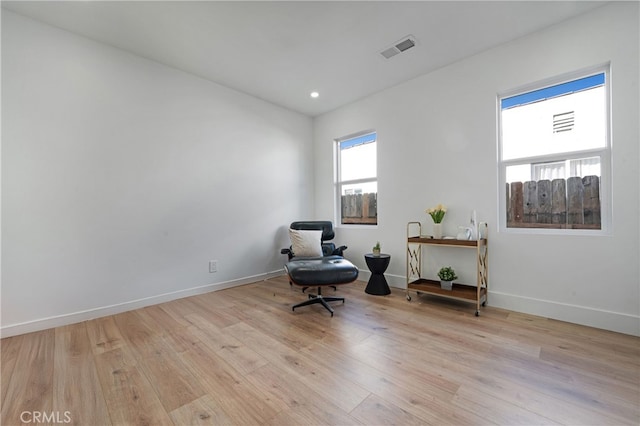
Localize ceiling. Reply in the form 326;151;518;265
2;1;607;117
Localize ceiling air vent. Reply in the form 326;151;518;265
379;35;417;60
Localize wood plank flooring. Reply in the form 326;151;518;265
2;276;639;425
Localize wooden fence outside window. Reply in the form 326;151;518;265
341;193;377;225
507;175;600;229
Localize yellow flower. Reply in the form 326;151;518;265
426;204;447;223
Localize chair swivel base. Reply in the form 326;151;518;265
292;287;344;317
285;256;358;317
293;284;337;293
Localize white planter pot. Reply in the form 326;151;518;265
432;223;443;239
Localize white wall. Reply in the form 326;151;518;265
1;11;314;337
314;3;640;335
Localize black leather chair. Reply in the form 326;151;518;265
281;221;346;293
281;221;359;316
280;221;347;260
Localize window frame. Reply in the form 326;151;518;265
497;64;612;235
334;130;378;227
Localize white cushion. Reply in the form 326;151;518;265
289;229;323;257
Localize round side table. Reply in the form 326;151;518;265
364;253;391;295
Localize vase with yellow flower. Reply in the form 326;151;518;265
425;204;447;239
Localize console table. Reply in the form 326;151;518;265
406;221;488;316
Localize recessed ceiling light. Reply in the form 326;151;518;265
310;91;319;98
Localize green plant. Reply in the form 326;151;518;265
437;266;458;281
373;241;381;251
425;204;447;223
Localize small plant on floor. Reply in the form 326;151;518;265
437;266;457;282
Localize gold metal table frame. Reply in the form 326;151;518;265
406;222;488;316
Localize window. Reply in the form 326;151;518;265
498;67;610;232
335;131;377;225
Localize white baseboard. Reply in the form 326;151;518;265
0;270;286;338
489;291;640;337
364;269;639;336
5;271;636;338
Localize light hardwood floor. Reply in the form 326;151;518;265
2;276;639;425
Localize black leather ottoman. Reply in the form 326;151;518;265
284;256;359;316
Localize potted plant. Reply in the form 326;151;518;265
372;241;381;256
437;266;457;290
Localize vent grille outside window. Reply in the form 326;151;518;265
553;111;575;133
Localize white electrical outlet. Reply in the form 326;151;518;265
209;260;218;273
